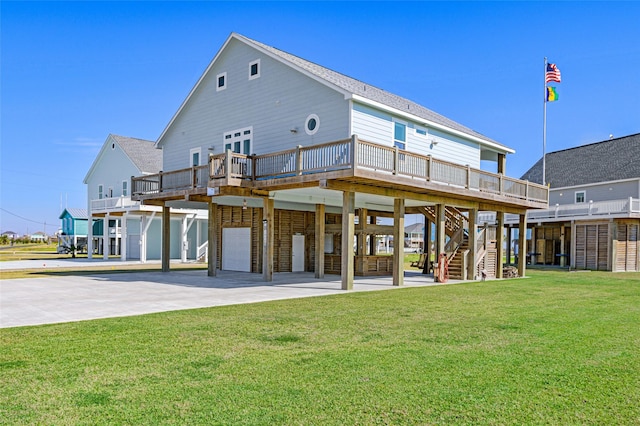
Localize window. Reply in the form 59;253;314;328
415;127;427;136
223;126;252;154
249;59;260;80
575;191;586;203
190;147;201;166
98;185;103;200
305;114;320;135
107;187;113;198
216;72;227;91
122;181;128;197
394;121;406;150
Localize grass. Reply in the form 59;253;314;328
1;270;639;424
0;243;63;261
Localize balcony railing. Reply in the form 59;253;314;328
132;137;549;204
91;196;140;212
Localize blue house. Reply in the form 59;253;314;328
58;208;88;252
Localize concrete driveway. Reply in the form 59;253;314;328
1;268;449;328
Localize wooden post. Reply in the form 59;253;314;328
296;145;303;175
393;198;405;286
162;205;171;272
436;204;446;260
496;211;505;278
497;153;506;175
262;198;274;282
422;215;432;274
467;209;477;280
559;225;566;267
341;191;355;290
369;215;377;255
357;208;367;255
505;226;512;265
208;202;217;277
315;203;325;279
517;213;527;277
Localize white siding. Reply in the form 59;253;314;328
86;136;140;203
160;39;350;172
550;179;640;205
351;102;481;168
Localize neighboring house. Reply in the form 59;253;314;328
58;208;88;251
508;133;639;272
30;231;49;243
131;32;548;286
1;231;19;241
83;134;208;262
404;222;425;250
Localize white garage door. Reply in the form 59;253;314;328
222;227;251;272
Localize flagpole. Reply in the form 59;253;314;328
543;57;547;186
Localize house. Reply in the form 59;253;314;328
58;208;88;251
1;231;19;241
131;32;548;287
512;133;639;271
30;231;49;243
83;134;208;262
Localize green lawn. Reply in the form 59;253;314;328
2;270;639;424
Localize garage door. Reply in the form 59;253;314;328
222;227;251;272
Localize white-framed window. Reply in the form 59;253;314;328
216;72;227;91
122;180;128;197
223;126;253;154
249;59;260;80
98;184;103;200
415;126;428;136
107;187;113;198
305;114;320;136
190;147;201;166
393;119;407;150
575;191;586;203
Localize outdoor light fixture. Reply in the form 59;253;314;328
290;127;298;133
242;199;247;210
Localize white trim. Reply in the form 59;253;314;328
223;126;253;154
249;59;261;80
216;71;227;92
305;114;320;136
575;190;586;203
350;95;515;154
190;147;202;166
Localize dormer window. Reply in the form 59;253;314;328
249;59;260;80
216;72;227;91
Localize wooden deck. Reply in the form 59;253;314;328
132;137;549;210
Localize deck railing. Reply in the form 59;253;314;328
91;196;139;212
132;137;549;204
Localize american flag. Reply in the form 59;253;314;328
545;63;561;83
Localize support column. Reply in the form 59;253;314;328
262;198;274;282
357;208;367;255
140;215;147;263
467;209;477;280
369;215;377;255
208;202;217;277
559;225;566;267
314;203;325;279
181;215;188;263
506;226;512;265
103;214;109;260
496;211;505;278
518;213;527;277
121;213;128;261
422;216;432;274
570;220;577;269
87;214;93;260
392;198;405;287
435;204;446;259
341;191;355;290
162;204;170;272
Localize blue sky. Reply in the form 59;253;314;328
1;1;639;235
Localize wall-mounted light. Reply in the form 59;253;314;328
290;127;298;134
242;199;247;210
431;139;439;145
207;146;215;151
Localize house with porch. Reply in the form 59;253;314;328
84;134;208;262
512;133;639;271
131;32;548;288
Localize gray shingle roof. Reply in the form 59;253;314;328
59;208;88;220
520;133;640;188
237;34;506;150
111;135;161;174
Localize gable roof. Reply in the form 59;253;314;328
520;133;640;188
84;134;161;183
405;222;425;234
158;33;512;153
59;208;88;220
